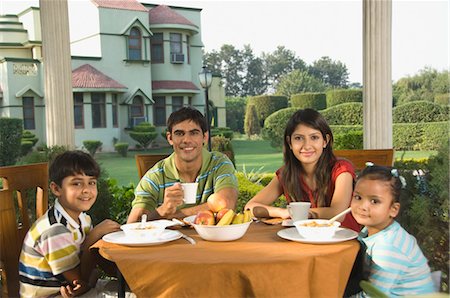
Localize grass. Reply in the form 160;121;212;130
95;140;437;186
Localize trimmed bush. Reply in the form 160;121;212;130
334;130;363;150
109;180;135;224
21;140;34;156
326;88;362;107
321;102;363;125
244;103;260;137
114;142;129;157
262;107;297;148
129;122;158;149
248;95;288;127
83;140;102;156
225;97;247;133
236;172;264;212
212;135;236;166
290;92;326;110
393;100;448;123
211;127;234;140
0;118;23;166
434;93;449;106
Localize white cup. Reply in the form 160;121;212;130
181;183;198;204
287;202;311;222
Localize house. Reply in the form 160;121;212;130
0;0;226;151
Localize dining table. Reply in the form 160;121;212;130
91;221;359;298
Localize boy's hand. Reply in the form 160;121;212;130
60;279;90;297
90;219;121;241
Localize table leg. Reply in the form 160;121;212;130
118;268;126;298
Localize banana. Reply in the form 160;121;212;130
243;209;253;223
231;213;244;224
216;209;235;226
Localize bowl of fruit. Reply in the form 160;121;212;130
186;208;253;241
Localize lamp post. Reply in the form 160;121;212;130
198;66;213;151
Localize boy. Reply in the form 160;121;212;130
19;150;120;297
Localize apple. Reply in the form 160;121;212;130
207;194;228;213
215;208;230;222
194;210;215;225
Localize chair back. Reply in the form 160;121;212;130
334;149;394;172
0;162;49;297
135;154;169;179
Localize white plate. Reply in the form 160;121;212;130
102;230;182;246
277;227;358;244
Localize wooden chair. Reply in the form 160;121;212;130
0;162;49;297
334;149;395;172
135;154;169;179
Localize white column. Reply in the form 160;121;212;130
363;0;393;149
39;0;75;148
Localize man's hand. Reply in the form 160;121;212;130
157;182;184;217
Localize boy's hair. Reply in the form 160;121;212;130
49;150;100;186
167;106;207;133
358;165;402;203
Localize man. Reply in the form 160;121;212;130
127;107;238;223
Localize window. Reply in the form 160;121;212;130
74;92;84;128
91;93;106;128
170;33;182;54
150;33;163;63
112;94;118;128
172;96;183;112
153;96;166;126
186;35;190;64
22;97;35;130
130;96;145;127
128;27;141;60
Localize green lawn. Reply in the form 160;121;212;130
95;140;436;187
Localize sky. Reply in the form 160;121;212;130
1;0;448;83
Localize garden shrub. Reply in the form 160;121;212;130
393;100;448;123
260;173;275;186
225;97;247;133
129;122;158;149
330;125;362;136
321;102;363;125
290;92;326;110
236;172;264;212
22;130;38;146
211;127;234;140
244;103;260;137
212;136;235;166
420;122;449;150
326;88;362;107
108;179;135;224
21;141;34;156
393;122;449;151
114;142;129;157
434;93;449;106
262;107;297;148
0;118;23;166
83;140;102;156
333;130;363;150
248;95;288;127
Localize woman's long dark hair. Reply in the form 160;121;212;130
282;109;336;207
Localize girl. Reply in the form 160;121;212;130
351;164;435;296
245;108;359;231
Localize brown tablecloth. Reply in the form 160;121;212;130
92;222;359;298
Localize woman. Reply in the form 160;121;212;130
245;109;359;231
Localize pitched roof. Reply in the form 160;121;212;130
91;0;148;12
72;64;127;89
152;80;199;91
149;5;197;28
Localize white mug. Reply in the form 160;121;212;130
181;183;198;204
287;202;311;222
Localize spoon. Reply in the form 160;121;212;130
140;214;147;228
327;207;352;225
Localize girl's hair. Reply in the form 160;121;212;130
282;108;336;207
49;150;100;186
167;106;207;134
357;165;402;203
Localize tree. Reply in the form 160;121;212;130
244;103;260;137
308;56;349;88
275;70;326;97
241;45;267;96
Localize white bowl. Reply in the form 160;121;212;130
120;221;166;239
293;219;341;239
191;221;252;241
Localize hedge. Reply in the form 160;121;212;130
211;127;234;140
434;93;449;106
211;136;235;166
393;100;448;123
290;92;326;110
114;142;129;157
225;97;247;133
0;118;23;166
236;172;264;212
333;130;363;150
261;107;297;148
248;95;288;127
83;140;102;156
321;102;363;125
129;122;158;149
326;88;362;107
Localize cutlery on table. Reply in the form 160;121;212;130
180;233;196;245
327;207;352;225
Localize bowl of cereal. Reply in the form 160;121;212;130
293;219;341;239
120;221;166;239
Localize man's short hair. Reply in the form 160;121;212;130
167;106;207;133
49;150;100;186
